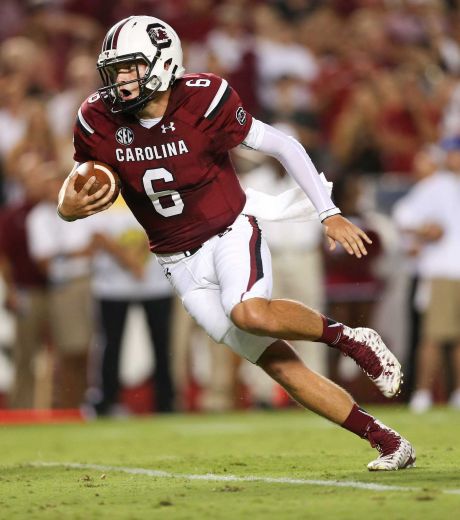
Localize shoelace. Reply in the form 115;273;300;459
366;426;401;456
337;332;383;378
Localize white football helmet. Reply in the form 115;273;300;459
97;16;185;113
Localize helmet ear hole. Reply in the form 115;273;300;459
164;58;172;71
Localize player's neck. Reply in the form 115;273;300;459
137;89;171;119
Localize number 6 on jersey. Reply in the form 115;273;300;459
143;167;185;217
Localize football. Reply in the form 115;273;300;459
73;161;121;204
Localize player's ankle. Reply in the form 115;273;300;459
341;403;376;438
318;315;344;345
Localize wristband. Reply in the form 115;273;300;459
319;207;342;223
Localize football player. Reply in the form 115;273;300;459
57;16;414;470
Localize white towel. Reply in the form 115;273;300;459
243;173;333;222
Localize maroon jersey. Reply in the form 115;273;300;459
73;73;253;253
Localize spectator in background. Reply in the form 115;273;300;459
0;0;25;41
0;155;50;408
330;66;440;179
324;175;385;326
439;77;460;139
330;79;383;176
308;6;387;146
167;0;215;44
272;0;321;21
206;2;258;114
308;3;447;178
47;53;100;144
85;197;175;416
168;0;216;74
252;4;318;114
5;101;58;201
0;38;38;202
0;34;55;98
372;68;439;175
20;0;101;90
206;4;251;77
396;144;441;399
26;164;94;409
423;1;460;75
261;75;321;164
393;135;460;413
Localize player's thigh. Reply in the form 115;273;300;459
157;251;225;340
214;214;273;316
182;287;275;363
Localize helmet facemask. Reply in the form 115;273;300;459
97;53;164;114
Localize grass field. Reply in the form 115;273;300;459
0;406;459;519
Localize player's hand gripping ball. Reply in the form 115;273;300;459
74;161;121;204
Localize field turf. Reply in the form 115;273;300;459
0;406;459;519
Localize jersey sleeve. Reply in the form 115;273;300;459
186;74;253;153
73;94;104;163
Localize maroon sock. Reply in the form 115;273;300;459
341;404;376;439
318;315;344;345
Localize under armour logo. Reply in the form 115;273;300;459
161;122;175;133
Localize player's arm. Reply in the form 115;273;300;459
242;119;372;258
59;95;116;222
57;162;114;221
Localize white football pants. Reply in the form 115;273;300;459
156;214;276;363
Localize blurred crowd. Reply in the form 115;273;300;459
1;0;460;416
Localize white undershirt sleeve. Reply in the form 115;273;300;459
242;118;341;222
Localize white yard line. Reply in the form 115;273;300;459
29;462;460;495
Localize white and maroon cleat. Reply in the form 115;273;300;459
335;327;402;398
366;421;416;471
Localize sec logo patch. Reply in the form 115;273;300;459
116;127;134;146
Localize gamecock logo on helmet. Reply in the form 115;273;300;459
147;23;172;49
116;127;134;145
